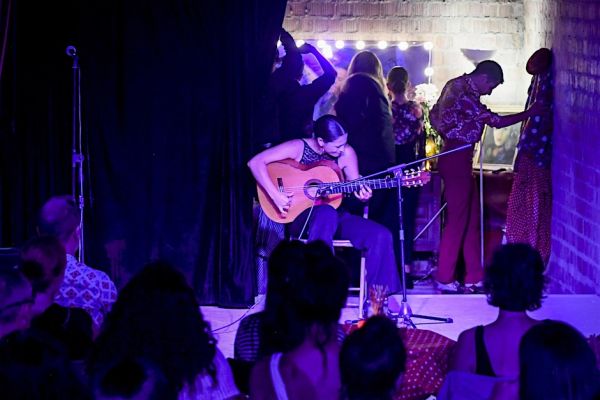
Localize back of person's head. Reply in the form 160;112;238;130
89;261;216;394
348;51;385;88
94;357;176;400
265;240;308;311
387;66;409;95
0;268;33;337
38;195;80;247
484;243;546;312
473;60;504;84
313;114;347;143
20;236;67;316
526;48;552;75
519;320;600;400
340;316;407;400
289;240;349;344
0;329;91;399
262;240;349;356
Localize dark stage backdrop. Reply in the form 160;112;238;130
0;0;286;305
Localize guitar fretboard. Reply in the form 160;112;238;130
318;178;400;194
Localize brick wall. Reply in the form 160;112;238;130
548;0;600;294
283;0;528;106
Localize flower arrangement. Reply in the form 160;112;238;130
413;83;443;162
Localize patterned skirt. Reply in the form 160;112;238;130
505;153;552;264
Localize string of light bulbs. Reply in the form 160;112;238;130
277;39;434;83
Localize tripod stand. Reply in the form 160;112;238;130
382;144;473;328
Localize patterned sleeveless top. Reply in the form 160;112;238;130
299;139;337;165
391;100;424;145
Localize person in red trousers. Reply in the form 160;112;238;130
430;60;546;293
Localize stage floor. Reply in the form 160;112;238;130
203;294;600;359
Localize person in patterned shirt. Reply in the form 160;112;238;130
429;60;546;293
38;195;117;330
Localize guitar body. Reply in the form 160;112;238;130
257;159;344;224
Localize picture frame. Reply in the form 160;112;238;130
473;105;524;170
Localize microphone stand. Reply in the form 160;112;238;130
362;144;472;328
67;46;86;263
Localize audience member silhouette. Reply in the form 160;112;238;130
38;195;117;330
88;261;241;399
450;244;546;378
340;315;407;400
94;356;177;400
0;268;33;339
0;329;91;399
249;240;349;400
19;236;66;317
21;235;93;361
518;320;600;400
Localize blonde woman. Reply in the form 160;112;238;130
335;51;400;281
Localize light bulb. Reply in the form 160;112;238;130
424;42;434;50
295;39;305;47
335;40;345;49
424;67;434;77
356;40;366;50
377;40;388;50
317;39;326;49
398;41;409;51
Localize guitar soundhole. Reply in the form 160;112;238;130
304;179;323;201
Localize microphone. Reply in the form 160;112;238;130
66;45;77;57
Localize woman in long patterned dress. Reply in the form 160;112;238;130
506;48;553;265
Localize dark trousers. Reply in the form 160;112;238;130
436;141;482;284
289;205;402;294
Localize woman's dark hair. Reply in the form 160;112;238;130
473;60;504;84
261;240;349;357
484;243;546;311
519;320;600;400
313;114;347;143
20;236;66;294
387;66;409;95
95;357;176;400
340;316;406;400
88;261;216;394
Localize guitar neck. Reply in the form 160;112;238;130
320;178;399;194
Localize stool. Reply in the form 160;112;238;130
332;238;367;317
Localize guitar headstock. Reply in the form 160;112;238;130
401;168;431;187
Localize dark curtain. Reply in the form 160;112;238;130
0;0;286;306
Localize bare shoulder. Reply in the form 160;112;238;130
338;144;358;175
450;327;477;371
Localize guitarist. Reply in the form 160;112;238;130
248;115;401;295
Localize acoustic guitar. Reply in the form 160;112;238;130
257;159;430;223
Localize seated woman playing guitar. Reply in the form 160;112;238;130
248;114;402;295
